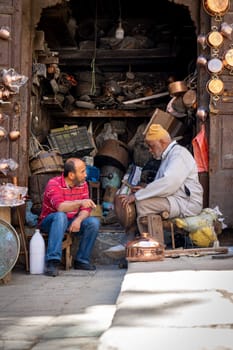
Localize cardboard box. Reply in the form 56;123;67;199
143;108;184;138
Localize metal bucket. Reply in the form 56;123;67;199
95;139;129;171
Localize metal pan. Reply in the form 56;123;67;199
168;81;188;96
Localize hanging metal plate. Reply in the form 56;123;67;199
206;77;224;95
207;57;224;74
203;0;230;17
207;30;224;49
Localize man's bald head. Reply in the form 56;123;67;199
64;158;85;177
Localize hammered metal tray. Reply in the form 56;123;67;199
0;218;20;279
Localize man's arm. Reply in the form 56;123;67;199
58;199;96;212
69;209;90;232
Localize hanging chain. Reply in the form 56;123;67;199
90;1;98;96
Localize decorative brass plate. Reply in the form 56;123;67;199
203;0;230;17
206;77;224;95
223;48;233;70
207;31;224;49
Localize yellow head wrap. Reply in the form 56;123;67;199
145;124;169;141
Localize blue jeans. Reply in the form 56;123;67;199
40;212;100;264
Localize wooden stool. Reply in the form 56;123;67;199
139;212;176;249
139;214;165;245
62;232;73;270
162;218;176;249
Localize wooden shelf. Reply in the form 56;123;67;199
50;108;155;118
58;48;176;67
41;97;65;112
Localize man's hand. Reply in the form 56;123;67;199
58;198;96;212
69;217;82;232
131;185;143;193
80;199;96;209
120;194;136;208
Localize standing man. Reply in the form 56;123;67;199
121;124;203;233
38;158;100;277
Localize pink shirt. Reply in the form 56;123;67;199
38;173;91;225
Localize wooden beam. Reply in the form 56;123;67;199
165;246;228;257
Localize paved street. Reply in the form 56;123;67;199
1;242;233;350
0;265;125;350
99;254;233;350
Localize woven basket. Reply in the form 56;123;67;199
29;150;64;175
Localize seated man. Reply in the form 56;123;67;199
121;124;203;234
38;157;100;277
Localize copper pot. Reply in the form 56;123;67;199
196;107;208;121
168;81;188;96
197;55;207;67
182;89;197;108
220;22;233;39
197;34;207;49
114;194;136;230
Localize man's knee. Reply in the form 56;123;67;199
84;216;100;232
54;212;68;226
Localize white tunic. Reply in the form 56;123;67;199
135;141;203;218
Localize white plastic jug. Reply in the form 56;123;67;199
29;229;45;274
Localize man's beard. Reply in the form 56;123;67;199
73;178;85;186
